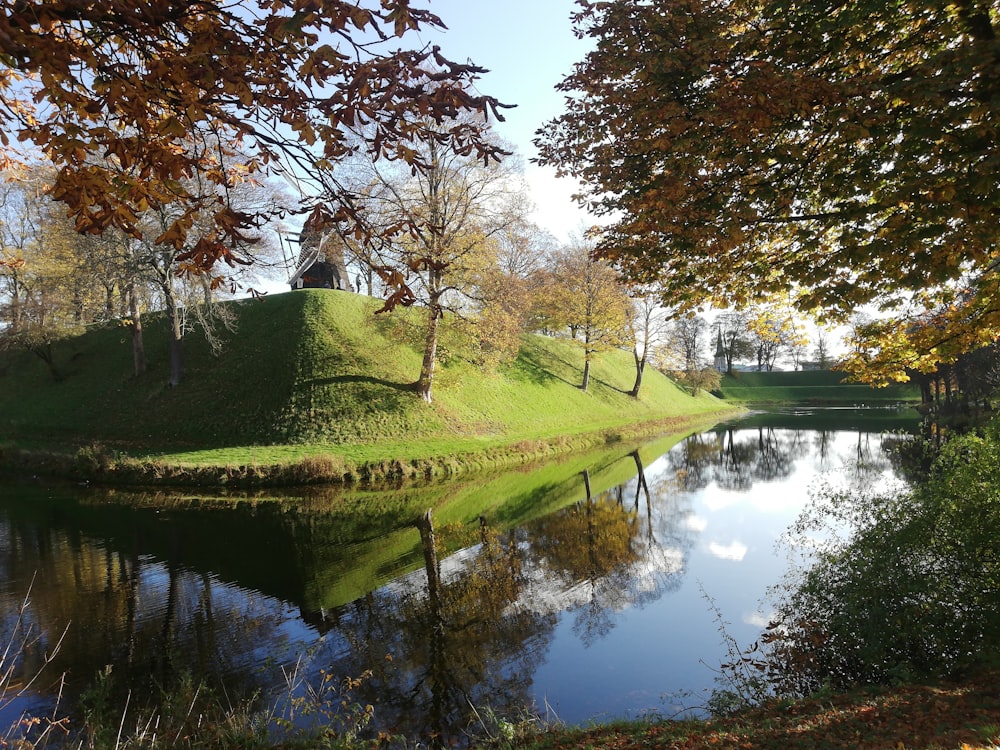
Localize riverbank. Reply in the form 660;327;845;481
16;666;998;749
0;290;738;487
517;668;1000;750
0;411;734;487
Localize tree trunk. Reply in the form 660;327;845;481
581;354;592;391
630;348;645;397
168;324;182;387
162;280;183;387
417;509;447;743
200;274;213;306
105;285;115;320
9;280;21;332
415;302;441;403
128;284;146;377
32;341;63;381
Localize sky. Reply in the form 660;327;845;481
412;0;593;242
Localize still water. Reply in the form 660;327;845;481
0;408;917;742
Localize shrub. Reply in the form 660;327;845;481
758;421;1000;696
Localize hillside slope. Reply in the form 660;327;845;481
0;290;729;460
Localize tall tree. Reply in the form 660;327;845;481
0;167;94;379
812;324;836;370
350;118;526;402
456;221;551;372
747;303;807;372
132;158;288;386
626;290;670;397
666;313;709;373
536;0;1000;381
0;1;508;281
660;312;721;395
542;242;631;392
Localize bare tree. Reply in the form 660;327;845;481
813;324;834;369
666;313;709;373
627;290;671;397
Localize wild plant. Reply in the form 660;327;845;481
0;575;70;748
699;585;775;716
272;652;385;749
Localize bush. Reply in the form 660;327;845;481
669;367;722;396
758;420;1000;696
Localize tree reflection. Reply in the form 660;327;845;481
536;471;641;644
0;517;290;725
304;511;554;746
841;431;894;491
666;426;892;493
282;452;699;742
520;454;694;647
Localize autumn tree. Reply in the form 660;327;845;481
786;322;810;371
712;311;754;375
346;117;526;402
0;1;508;286
0;167;97;379
478;214;557;343
747;303;808;372
456;216;553;371
0;175;34;333
748;319;784;372
536;0;1000;382
542;242;631;392
132;158;289;386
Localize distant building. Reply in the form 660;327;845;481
288;216;353;292
713;330;727;373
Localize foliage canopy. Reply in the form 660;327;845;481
0;0;507;276
536;0;1000;381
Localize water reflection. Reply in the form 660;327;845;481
671;422;893;495
0;408;917;744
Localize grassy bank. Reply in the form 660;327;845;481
520;669;1000;750
0;290;735;485
718;369;921;404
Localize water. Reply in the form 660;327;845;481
0;407;917;742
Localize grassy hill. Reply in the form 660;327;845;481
0;289;732;481
718;368;921;404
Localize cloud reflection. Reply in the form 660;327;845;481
708;540;748;561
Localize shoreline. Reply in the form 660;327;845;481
0;409;741;490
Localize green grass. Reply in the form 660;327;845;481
718;369;921;404
0;290;733;478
